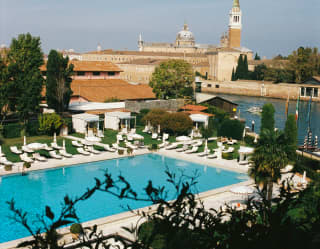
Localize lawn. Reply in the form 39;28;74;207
1;135;79;162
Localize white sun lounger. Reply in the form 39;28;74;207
185;146;199;154
198;149;210;157
165;143;179;150
33;153;47;162
49;151;63;159
20;153;34;163
87;146;101;154
77;148;90;156
116;134;124;141
102;144;116;152
151;133;158;139
142;126;149;133
22;145;34;153
112;143;126;151
72;141;83;147
207;152;218;159
59;150;73;158
125;142;138;150
158;141;169;148
0;157;13;166
51;142;63;150
223;147;235;153
43;144;53;151
10;146;23;154
176;145;189;152
127;135;133;141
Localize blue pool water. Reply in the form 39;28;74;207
0;154;247;243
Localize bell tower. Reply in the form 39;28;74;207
228;0;242;48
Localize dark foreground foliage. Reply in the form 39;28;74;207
8;168;320;249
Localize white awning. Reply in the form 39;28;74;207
105;111;132;119
189;114;208;123
72;113;99;122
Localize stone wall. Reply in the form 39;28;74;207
125;99;185;113
201;80;320;102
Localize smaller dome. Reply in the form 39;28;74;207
176;23;195;42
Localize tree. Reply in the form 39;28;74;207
254;53;261;60
235;54;249;80
6;33;44;129
249;129;288;200
231;68;236;81
0;54;10;124
149;60;194;99
217;119;244;140
252;63;267;80
284;114;298;161
46;50;74;113
287;47;320;83
235;54;243;80
260;103;275;133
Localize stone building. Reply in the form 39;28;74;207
65;0;252;83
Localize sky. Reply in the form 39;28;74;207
1;0;319;58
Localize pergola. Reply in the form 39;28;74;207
72;113;101;135
104;111;136;131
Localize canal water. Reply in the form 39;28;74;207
210;93;320;146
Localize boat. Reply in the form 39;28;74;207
247;106;262;115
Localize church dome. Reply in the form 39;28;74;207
176;23;195;42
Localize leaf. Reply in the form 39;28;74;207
45;206;54;220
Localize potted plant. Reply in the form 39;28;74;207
118;149;124;155
148;143;158;152
70;223;83;241
4;164;12;171
127;147;133;155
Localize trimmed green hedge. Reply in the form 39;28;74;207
218;119;244;140
3;123;21;138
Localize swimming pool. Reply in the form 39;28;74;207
0;154;248;243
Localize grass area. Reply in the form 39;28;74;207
1;135;79;163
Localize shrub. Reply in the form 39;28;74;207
38;113;63;135
23;162;31;169
148;143;158;151
70;223;83;234
4;165;12;171
26;120;40;136
142;109;167;127
118;149;124;155
218;119;244;140
62;117;73;134
222;152;234;160
136;109;150;126
3;123;21;138
244;135;255;146
163;112;193;135
127;147;133;155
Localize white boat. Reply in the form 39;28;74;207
247;106;262;114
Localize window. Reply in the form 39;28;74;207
207;84;212;88
215;84;220;88
306;87;312;97
77;71;85;76
300;87;305;96
108;72;115;76
93;72;100;76
314;88;318;97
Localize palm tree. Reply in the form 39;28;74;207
249;129;288;200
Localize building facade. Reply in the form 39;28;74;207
65;0;252;83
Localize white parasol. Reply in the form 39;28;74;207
158;124;161;134
63;139;66;150
242;128;246;138
204;139;208;153
176;136;192;142
190;129;194;139
230;186;255;195
0;145;3;156
27;143;45;150
54;132;57;143
23;136;26;146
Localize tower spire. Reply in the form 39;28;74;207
233;0;240;8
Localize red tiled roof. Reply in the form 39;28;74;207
71;79;156;102
181;104;208;111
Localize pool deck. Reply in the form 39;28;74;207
0;148;253;249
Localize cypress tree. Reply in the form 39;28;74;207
260;103;275;133
231;68;236;81
235;55;243;80
243;55;249;79
254;53;261;60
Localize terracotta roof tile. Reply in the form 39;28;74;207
40;60;122;72
71;79;156;102
181;105;208;111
